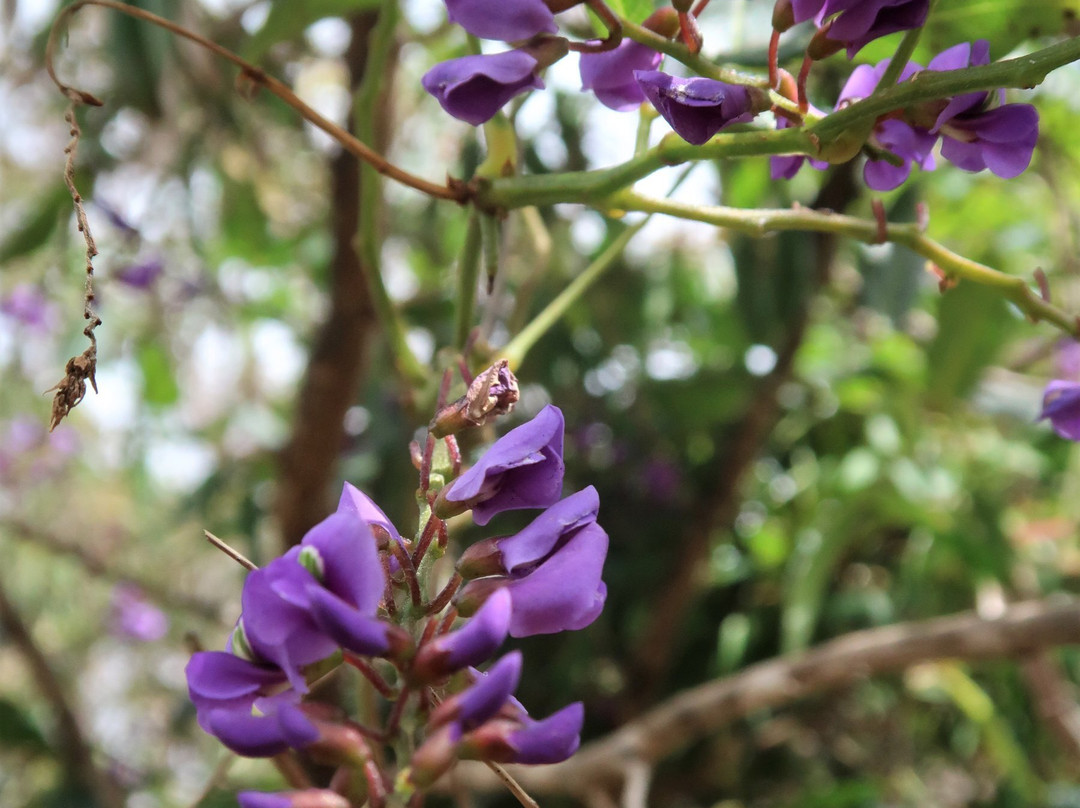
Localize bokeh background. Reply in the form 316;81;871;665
4;0;1080;805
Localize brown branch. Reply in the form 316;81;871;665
0;574;125;808
274;13;384;547
45;0;464;202
448;596;1080;797
1;519;220;620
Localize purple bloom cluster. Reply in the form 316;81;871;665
1041;380;1080;441
635;70;758;146
773;40;1038;190
186;404;605;801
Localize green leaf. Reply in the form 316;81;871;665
0;185;70;264
0;699;50;755
925;281;1014;409
138;342;180;406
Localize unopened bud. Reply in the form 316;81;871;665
806;22;843;60
456;538;508;579
238;788;351;808
772;0;795;32
407;724;462;789
671;0;693;13
642;7;680;38
520;35;570;71
429;361;519;439
453;577;506;617
300;711;373;769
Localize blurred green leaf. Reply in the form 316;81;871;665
138;342;180;406
246;0;382;61
0;185;70;264
0;699;50;755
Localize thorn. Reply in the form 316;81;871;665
871;199;888;244
1034;267;1051;303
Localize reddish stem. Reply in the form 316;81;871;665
426;573;462;615
444;435;462;478
362;758;388;808
437;518;449;550
456;357;473;386
389;539;423;607
419;616;440;646
691;0;711;14
412;512;442;568
419;433;436;493
379;555;397;618
344;652;397;699
871;198;888;244
796;53;813;114
437;607;459;635
384;687;411;737
768;29;781;90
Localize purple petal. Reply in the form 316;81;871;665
301;510;384;614
445;0;557;42
337;482;402;542
445;405;565;525
506;702;584;764
635;70;756;146
496;487;599;572
305;586;393;657
1041;380;1080;440
863;158;912;191
457;651;523;728
422;51;542;126
204;708;292;757
424;588;512;672
186;652;287;701
579;41;661;111
504;522;608;636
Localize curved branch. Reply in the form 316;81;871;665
45;0;464;202
448;596;1080;796
604;190;1080;337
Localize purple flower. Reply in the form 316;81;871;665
108;583;168;641
634;70;756;146
1056;340;1080;380
413;589;512;681
0;284;54;332
924;41;1038;179
457;486;600;578
185;652;317;757
115;257;164;289
792;0;930;57
770;113;829;180
422;51;543;126
429;651;524;730
462;702;584;764
1041;380;1080;440
437;405;565;525
240;508;389;691
838;60;936;190
238;790;350;808
457;498;608;637
579;40;661;111
444;0;557;42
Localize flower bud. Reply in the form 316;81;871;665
429;361;519;438
238;789;351;808
772;0;795;32
456;537;507;579
806;22;844;60
641;7;680;38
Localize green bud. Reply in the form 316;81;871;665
299;546;325;581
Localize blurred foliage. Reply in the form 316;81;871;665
3;0;1080;807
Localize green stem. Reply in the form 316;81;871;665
604;189;1080;337
621;19;758;85
500;221;647;369
875;23;925;91
478;36;1080;212
454;213;483;350
478;126;810;209
481;213;500;297
356;0;426;386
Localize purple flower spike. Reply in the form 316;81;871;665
505;702;584;763
444;0;557;42
634;70;756;146
438;405;565;526
413;589;512;680
239;790;351;808
1041;381;1080;440
863;118;937;190
422;51;543;126
580;40;661;111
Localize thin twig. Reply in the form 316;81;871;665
45;0;464;202
0;575;124;808
46;104;101;429
484;761;539;808
203;530;257;571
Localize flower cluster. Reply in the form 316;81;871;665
772;40;1039;190
779;0;930;58
186;391;607;805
